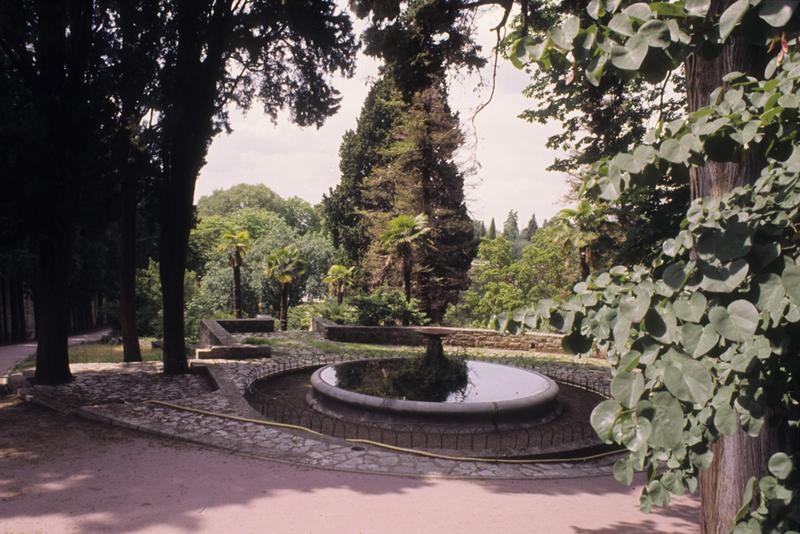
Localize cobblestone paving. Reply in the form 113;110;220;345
19;333;617;480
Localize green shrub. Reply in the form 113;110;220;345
135;258;228;343
346;288;427;326
287;300;358;330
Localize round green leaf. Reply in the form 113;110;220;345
591;399;623;442
613;457;634;485
663;262;689;289
686;0;711;16
716;221;752;261
659;138;690;163
637;20;671;48
611;33;649;71
664;359;714;405
709;300;759;342
754;273;786;314
622;418;652;452
623;2;653;19
719;0;750;40
681;323;719;358
650;392;684;449
620;286;651;322
674;292;707;323
611;370;645;408
700;259;749;293
759;0;799;27
551;15;581;49
768;452;793;479
587;0;602;19
714;404;737;436
644;306;677;344
609;13;635;36
782;263;800;305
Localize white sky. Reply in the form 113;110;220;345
195;6;572;226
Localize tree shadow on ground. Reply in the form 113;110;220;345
571;501;700;534
0;397;699;533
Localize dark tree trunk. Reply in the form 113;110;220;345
684;10;774;532
232;250;242;318
279;284;289;331
159;174;193;374
402;255;412;326
158;0;231;374
579;246;591;279
336;290;344;305
119;168;142;362
31;1;80;385
34;235;72;385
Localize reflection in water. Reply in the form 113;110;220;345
331;357;468;402
320;359;553;404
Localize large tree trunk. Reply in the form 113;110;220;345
684;11;774;532
119;167;142;362
159;169;194;374
34;234;72;385
158;0;231;374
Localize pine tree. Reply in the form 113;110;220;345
488;218;497;239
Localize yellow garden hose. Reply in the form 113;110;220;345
144;399;624;464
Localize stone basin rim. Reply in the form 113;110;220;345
309;359;560;419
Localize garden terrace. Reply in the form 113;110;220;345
311;317;565;353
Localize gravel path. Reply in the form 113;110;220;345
0;396;700;534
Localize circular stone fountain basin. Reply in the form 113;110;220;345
308;359;560;425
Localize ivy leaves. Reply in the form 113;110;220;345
510;0;799;88
494;150;800;520
759;0;800;27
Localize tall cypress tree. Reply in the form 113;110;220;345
488;218;497;240
322;76;402;265
502;210;519;240
521;213;539;240
361;79;474;321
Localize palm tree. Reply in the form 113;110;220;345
553;200;607;279
263;245;307;331
323;264;355;304
218;229;251;318
379;214;431;306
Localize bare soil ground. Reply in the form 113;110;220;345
0;395;699;534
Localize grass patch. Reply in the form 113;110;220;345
242;336;272;346
268;331;608;371
11;341;162;372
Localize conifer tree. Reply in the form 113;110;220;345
521;213;539;240
502;210;520;240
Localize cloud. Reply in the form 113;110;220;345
195;6;571;225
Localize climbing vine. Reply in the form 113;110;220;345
498;0;800;531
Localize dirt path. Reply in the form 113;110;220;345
0;396;699;534
0;328;111;378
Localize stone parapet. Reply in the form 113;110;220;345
216;318;274;333
311;317;564;353
197;318;273;360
